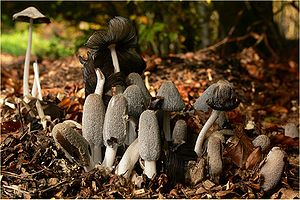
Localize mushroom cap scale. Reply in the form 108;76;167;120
123;84;146;119
103;94;128;147
126;72;152;102
82;93;105;146
13;7;50;24
156;81;185;112
52;123;91;167
138;110;161;161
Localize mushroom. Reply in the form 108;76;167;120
126;72;152;104
207;131;225;184
193;80;239;156
138;110;161;178
156;81;185;141
13;7;50;99
31;61;42;100
172;119;187;145
82;68;105;165
115;138;140;179
52;122;93;172
252;135;270;152
284;122;299;138
259;147;286;191
102;94;128;169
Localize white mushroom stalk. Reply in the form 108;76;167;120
115;138;139;179
23;18;33;98
108;44;120;73
32;61;43;100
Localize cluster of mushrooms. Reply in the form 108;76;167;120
30;16;285;191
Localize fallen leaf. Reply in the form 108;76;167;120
270;134;299;148
245;147;262;169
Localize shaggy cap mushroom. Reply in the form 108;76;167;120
194;80;239;156
52;123;93;172
172;119;187;145
156;81;185;141
123;84;146;119
138;110;161;178
252;135;270;152
13;7;50;99
82;69;105;165
126;72;152;103
102;94;128;168
259;147;286;191
207;131;225;184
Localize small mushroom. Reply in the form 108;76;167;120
13;7;50;99
82;68;105;165
172;119;187;145
126;72;152;104
102;94;128;169
138;110;161;178
259;147;286;191
252;135;270;152
207;131;225;184
156;81;185;141
284;122;299;138
52;122;93;172
193;80;239;156
115;138;140;179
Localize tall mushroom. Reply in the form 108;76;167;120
138;110;161;178
13;7;50;99
193;80;239;156
82;68;105;165
156;81;185;141
102;94;128;169
52;122;93;172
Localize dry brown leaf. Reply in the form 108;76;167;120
270;134;299;148
245;147;262;169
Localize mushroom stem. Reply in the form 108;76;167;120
115;138;139;179
108;44;120;73
94;68;105;96
32;61;43;100
35;100;47;130
93;144;102;165
144;160;157;179
23;18;33;98
125;117;137;145
102;146;117;169
194;110;221;156
162;111;172;141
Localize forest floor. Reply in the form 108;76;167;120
0;47;299;199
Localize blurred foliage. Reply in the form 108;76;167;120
1;1;298;58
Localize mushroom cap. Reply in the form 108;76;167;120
82;94;105;146
259;147;286;191
52;123;91;167
126;72;152;102
156;81;185;112
284;122;299;138
193;82;217;112
252;135;270;152
13;7;50;24
172;119;187;144
103;94;128;147
206;80;239;111
123;84;146;119
138;110;161;161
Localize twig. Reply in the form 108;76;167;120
3;185;30;195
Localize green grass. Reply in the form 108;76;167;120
1;31;74;58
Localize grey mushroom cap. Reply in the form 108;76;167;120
252;135;270;152
156;81;185;112
206;80;239;111
284;123;299;138
172;119;187;144
103;94;128;147
123;85;146;119
193;82;217;112
13;7;50;24
138;110;161;161
82;94;105;146
126;73;152;103
52;123;91;167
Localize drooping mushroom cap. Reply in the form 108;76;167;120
252;135;270;152
194;82;217;112
52;123;91;167
13;7;50;24
123;85;146;119
206;80;239;111
138;110;161;161
156;81;185;112
103;94;128;148
82;93;105;146
172;119;187;145
126;72;152;103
